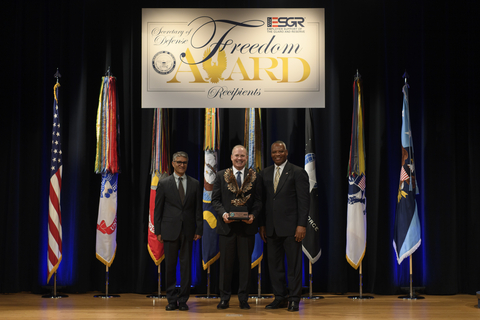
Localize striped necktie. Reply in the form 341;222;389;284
274;166;280;193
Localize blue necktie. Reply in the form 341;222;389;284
236;171;242;188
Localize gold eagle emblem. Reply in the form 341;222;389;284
224;168;256;207
202;48;227;83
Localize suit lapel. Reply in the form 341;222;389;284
183;175;194;204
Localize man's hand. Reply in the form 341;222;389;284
242;214;254;224
294;226;306;242
259;226;267;243
156;234;163;243
194;234;202;241
223;213;234;224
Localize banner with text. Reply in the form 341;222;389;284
142;8;325;108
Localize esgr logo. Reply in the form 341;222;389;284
267;17;305;28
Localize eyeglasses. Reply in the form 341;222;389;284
174;161;188;165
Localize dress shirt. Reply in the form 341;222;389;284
273;160;288;181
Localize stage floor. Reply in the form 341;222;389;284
0;292;478;319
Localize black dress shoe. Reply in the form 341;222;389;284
217;300;230;309
165;302;178;311
287;301;299;312
178;303;189;311
239;301;251;309
265;299;288;309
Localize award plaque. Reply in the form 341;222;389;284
228;206;249;220
224;168;256;220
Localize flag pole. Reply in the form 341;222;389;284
42;271;69;299
94;264;120;298
398;255;424;300
396;72;424;301
249;261;273;299
146;263;166;298
43;69;68;299
302;260;324;300
196;265;219;298
348;262;373;299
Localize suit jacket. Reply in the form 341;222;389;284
261;161;309;237
154;174;203;241
211;168;262;236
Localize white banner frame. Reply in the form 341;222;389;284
142;8;325;108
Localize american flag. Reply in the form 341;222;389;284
356;174;366;191
47;83;63;283
400;166;409;182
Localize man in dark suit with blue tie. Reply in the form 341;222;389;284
154;151;203;311
212;145;262;310
260;141;309;312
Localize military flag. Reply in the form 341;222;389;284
147;108;170;265
95;75;120;266
47;81;63;283
346;74;367;269
393;79;421;264
202;108;220;269
303;108;321;264
244;108;264;268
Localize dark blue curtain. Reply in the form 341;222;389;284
1;0;479;295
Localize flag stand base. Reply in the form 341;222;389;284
249;294;273;299
196;294;219;299
302;263;324;300
42;273;68;298
94;265;120;298
93;294;121;299
302;294;324;300
249;264;273;299
398;295;424;300
146;294;166;298
348;295;374;300
398;257;424;300
147;264;166;298
348;263;374;300
42;293;68;299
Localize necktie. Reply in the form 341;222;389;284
274;167;280;193
236;171;242;189
178;177;185;203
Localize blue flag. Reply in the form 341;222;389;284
245;108;264;268
393;83;421;264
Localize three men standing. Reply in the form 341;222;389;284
155;141;309;313
154;151;203;311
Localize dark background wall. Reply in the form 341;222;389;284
1;0;479;295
